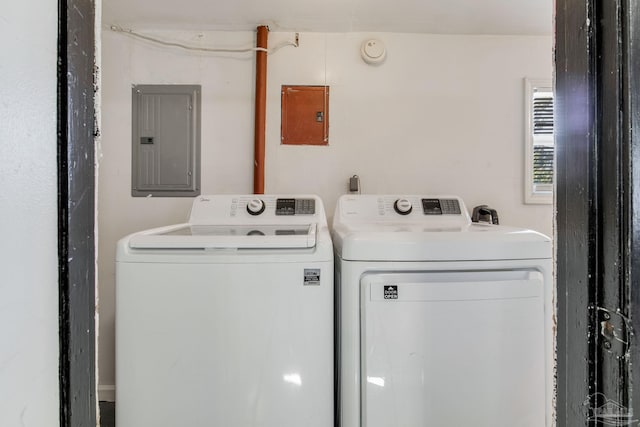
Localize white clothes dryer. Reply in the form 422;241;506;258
332;195;553;427
116;195;333;427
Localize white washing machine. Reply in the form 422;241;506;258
116;195;333;427
332;195;553;427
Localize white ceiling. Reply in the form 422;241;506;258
102;0;553;35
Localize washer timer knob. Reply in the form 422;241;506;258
246;199;266;216
393;198;413;215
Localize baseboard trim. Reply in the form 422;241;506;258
98;384;115;402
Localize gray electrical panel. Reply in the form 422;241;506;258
131;84;201;197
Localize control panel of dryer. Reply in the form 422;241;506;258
335;195;471;225
421;198;461;215
391;197;462;215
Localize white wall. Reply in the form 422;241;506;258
0;2;60;426
99;29;552;396
266;33;553;232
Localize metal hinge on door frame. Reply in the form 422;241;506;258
596;306;631;359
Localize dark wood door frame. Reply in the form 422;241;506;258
556;0;640;424
58;0;97;425
56;0;640;425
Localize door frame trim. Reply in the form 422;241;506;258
58;0;97;425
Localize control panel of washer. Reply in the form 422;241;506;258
275;198;316;216
244;197;316;216
188;195;323;225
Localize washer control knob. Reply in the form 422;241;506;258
394;198;413;215
246;199;265;216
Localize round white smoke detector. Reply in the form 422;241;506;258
361;39;386;65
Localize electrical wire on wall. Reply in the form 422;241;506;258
109;25;299;55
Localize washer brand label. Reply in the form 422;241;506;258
304;269;321;286
384;285;398;299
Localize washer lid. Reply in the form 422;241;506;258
332;223;551;261
128;223;317;249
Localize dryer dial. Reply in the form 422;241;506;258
393;198;413;215
246;199;266;215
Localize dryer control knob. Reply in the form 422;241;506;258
394;198;413;215
246;199;266;216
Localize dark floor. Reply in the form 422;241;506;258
99;401;115;427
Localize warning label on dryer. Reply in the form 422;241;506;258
304;269;321;286
384;285;398;299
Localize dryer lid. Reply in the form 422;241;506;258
332;194;551;261
128;223;317;249
332;223;551;261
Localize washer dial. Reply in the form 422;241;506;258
246;199;265;215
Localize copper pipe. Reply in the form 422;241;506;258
253;25;268;194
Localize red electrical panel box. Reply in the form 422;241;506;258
281;85;329;145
